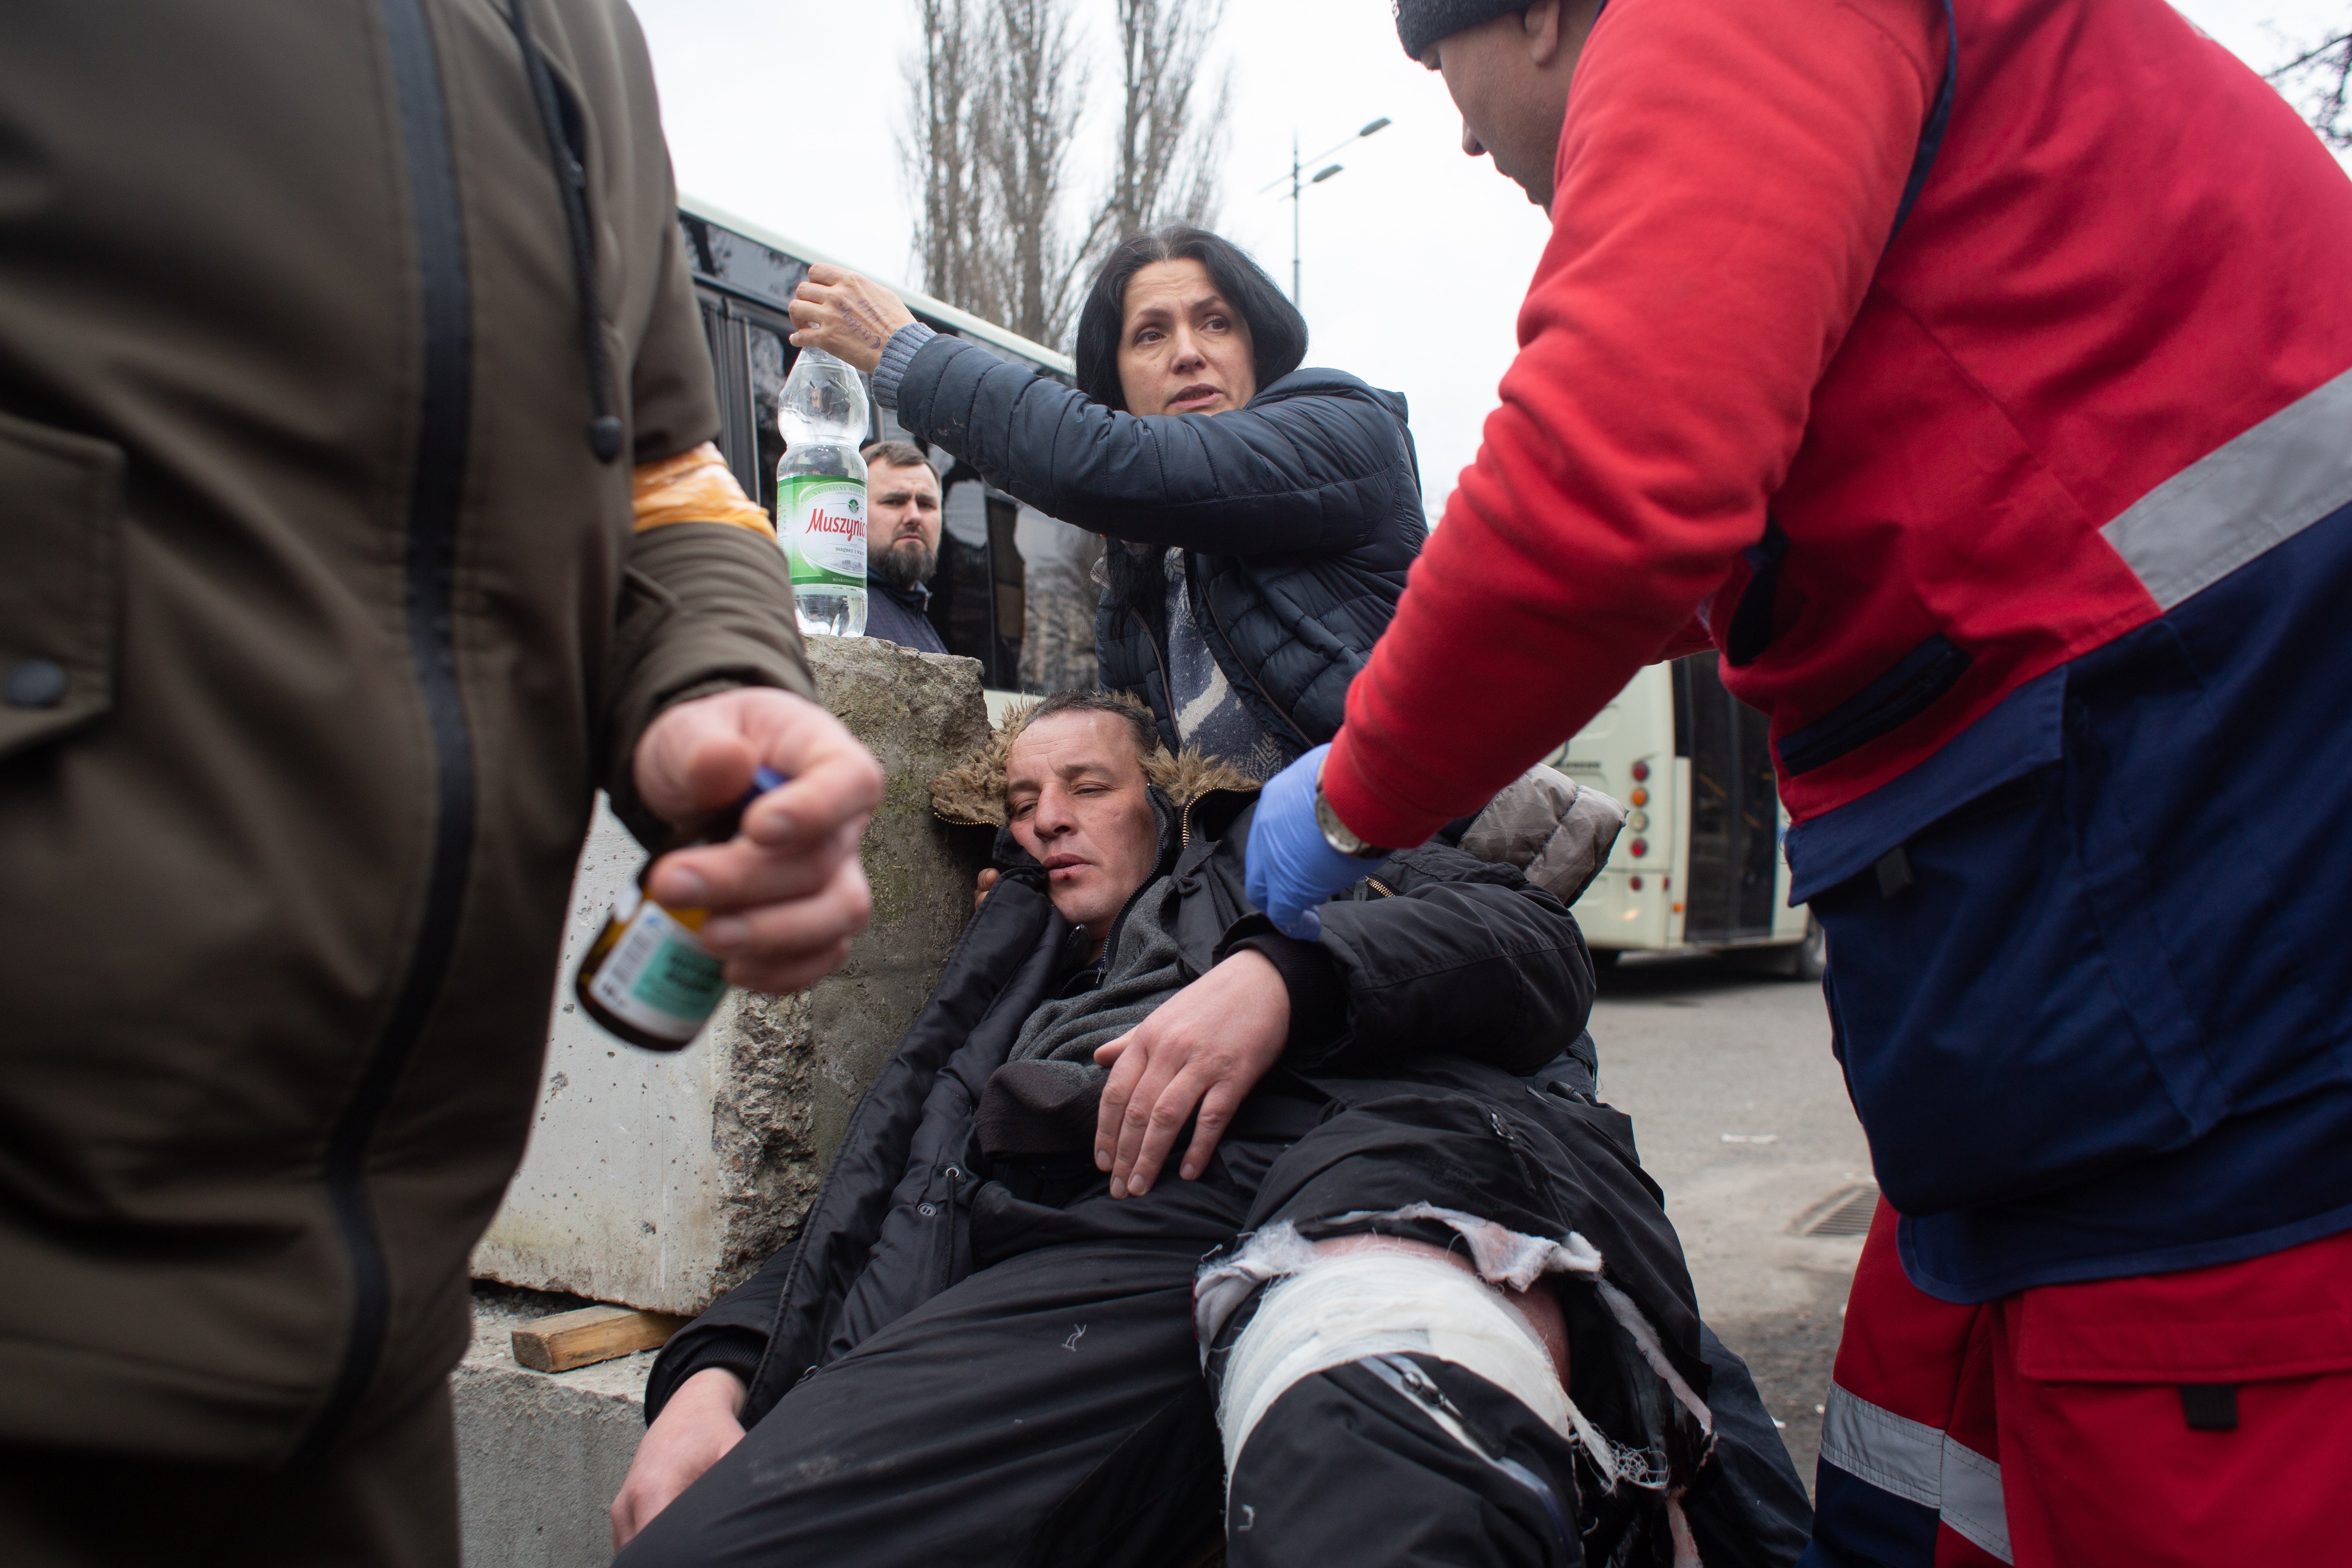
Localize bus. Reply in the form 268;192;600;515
1551;654;1823;978
680;198;1820;978
679;194;1103;702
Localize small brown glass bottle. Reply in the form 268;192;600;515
574;765;785;1051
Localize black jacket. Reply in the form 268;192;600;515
648;783;1598;1425
892;335;1425;754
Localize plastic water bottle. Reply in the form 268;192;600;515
775;347;869;638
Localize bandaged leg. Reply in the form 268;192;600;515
1202;1090;1758;1562
1210;1237;1585;1564
1216;1239;1574;1474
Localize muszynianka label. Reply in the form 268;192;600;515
783;476;867;588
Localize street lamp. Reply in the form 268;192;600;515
1263;116;1392;307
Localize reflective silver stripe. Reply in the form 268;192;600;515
1818;1383;1943;1508
2101;366;2352;611
1936;1429;2010;1563
1819;1383;2013;1564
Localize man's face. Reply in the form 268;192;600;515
1005;710;1161;941
1420;1;1601;210
1116;259;1258;417
868;459;942;589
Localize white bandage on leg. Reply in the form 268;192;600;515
1214;1246;1574;1480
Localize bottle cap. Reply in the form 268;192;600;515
676;765;793;849
713;764;790;836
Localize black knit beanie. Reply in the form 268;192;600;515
1393;0;1535;59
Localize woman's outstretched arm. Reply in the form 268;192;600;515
789;266;1409;556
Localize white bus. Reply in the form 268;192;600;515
1552;654;1823;978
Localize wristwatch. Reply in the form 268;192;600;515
1313;763;1390;860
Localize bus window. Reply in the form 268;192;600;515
681;213;809;318
926;476;1022;687
920;481;1102;694
745;321;790;519
1015;508;1103;696
1677;653;1779;943
696;294;759;504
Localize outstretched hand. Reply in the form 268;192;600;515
1244;743;1382;941
788;263;916;375
1094;950;1289;1198
633;687;885;994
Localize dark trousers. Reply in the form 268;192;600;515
0;1379;459;1568
621;1083;1810;1568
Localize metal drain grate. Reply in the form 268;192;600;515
1798;1183;1881;1237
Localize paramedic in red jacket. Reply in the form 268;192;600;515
1245;0;2352;1561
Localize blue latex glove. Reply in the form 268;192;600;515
1245;744;1383;940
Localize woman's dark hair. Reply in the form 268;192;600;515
1072;226;1309;411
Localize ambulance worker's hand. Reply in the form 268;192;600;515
1245;744;1381;941
1094;950;1289;1198
610;1368;746;1550
634;688;885;993
788;264;916;374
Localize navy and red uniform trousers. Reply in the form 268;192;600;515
1807;1208;2352;1567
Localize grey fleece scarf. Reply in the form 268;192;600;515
978;871;1193;1159
1010;873;1188;1064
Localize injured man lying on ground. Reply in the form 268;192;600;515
610;691;1812;1567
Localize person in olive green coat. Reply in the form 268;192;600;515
0;4;880;1563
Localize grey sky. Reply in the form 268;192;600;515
634;0;2350;522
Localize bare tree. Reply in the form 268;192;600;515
981;0;1097;346
1101;0;1231;243
901;0;1002;321
903;0;1229;350
2267;17;2352;149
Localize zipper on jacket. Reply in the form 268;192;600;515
301;0;479;1459
1777;634;1972;777
503;0;623;462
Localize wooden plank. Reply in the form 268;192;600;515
510;1305;687;1374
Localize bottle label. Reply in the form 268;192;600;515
781;476;867;588
587;898;728;1041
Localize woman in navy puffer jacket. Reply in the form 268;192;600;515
788;227;1426;776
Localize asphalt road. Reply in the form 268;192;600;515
1587;952;1873;1491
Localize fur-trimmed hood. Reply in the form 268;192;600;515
929;696;1260;828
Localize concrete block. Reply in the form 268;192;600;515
472;638;993;1314
453;1289;649;1568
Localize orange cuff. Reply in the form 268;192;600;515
632;442;774;537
